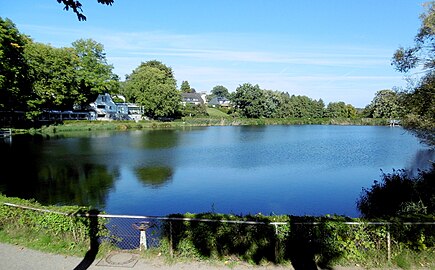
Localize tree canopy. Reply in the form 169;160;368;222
72;38;119;107
211;85;230;98
391;1;435;146
1;17;118;120
180;81;193;93
364;89;399;119
232;83;273;118
231;83;331;119
25;42;80;114
123;61;181;119
0;17;31;112
23;38;118;117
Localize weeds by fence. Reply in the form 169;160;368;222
1;199;435;268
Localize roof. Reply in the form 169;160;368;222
181;93;205;104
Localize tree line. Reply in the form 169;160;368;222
0;16;363;122
0;15;433;143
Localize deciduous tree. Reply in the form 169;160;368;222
365;89;399;119
123;61;181;119
232;83;271;118
72;38;119;108
25;42;80;116
391;1;435;146
0;17;32;113
180;80;192;93
211;85;230;98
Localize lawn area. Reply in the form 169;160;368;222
206;107;231;118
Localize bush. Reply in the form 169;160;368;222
357;164;435;218
0;194;110;255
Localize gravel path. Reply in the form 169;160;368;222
0;242;406;270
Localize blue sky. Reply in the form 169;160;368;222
0;0;427;107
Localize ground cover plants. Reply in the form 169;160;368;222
1;194;434;269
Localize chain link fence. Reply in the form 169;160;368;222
103;216;163;250
3;202;435;264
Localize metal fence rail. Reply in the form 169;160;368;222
3;202;435;262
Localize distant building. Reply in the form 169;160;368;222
208;96;231;107
181;93;206;106
89;93;144;121
90;93;118;118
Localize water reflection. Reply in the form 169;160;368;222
1;126;433;217
36;163;118;208
0;134;117;208
137;130;180;149
135;166;173;188
406;149;435;177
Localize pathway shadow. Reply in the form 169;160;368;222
285;219;344;270
74;209;100;270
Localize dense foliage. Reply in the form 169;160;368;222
0;194;109;255
25;42;80;115
160;212;435;268
391;1;435;146
364;90;400;119
0;17;118;121
0;18;32;112
210;85;230;99
122;60;181;119
230;83;354;119
357;164;435;218
180;80;193;93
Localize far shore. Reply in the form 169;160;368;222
11;117;390;136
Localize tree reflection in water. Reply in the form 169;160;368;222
135;166;173;188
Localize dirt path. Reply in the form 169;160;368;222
0;242;408;270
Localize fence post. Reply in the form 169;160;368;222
133;222;150;251
387;225;391;262
273;223;279;263
169;221;174;257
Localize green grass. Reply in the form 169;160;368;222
0;194;114;258
12;116;390;136
206;108;231;118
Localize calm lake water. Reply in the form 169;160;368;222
1;125;433;217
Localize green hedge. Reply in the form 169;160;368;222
0;194;109;255
160;213;435;267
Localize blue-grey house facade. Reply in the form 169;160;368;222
89;93;144;121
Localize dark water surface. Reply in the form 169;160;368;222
1;125;433;217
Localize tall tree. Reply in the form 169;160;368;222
180;80;192;93
24;42;80;116
231;83;273;118
140;60;176;82
391;1;435;146
0;17;32;113
72;38;119;108
325;102;356;118
123;61;181;119
211;85;230;98
365;89;399;119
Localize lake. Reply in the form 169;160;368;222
0;125;433;217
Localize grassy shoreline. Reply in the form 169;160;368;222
16;117;391;135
